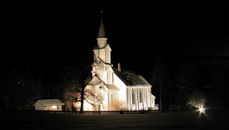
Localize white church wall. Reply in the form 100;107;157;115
83;100;94;111
147;87;152;108
102;71;107;83
97;38;107;48
84;80;104;111
93;50;98;61
108;90;119;110
100;49;105;62
105;45;111;63
127;86;153;111
106;67;113;84
113;73;127;109
102;87;109;110
92;65;106;84
105;49;110;63
151;95;155;108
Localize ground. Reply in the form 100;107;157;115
1;110;228;130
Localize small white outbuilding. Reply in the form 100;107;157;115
33;99;64;111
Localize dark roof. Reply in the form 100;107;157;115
93;56;112;66
113;68;150;86
98;16;105;38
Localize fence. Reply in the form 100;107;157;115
2;110;160;114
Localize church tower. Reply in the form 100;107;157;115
83;10;156;111
91;12;113;84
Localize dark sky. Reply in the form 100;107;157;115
1;4;228;81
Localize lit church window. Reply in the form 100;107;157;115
140;92;143;103
111;94;113;104
132;92;136;104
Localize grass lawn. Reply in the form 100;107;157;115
1;110;228;130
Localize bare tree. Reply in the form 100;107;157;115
63;80;81;111
84;89;103;107
61;65;91;113
79;77;91;113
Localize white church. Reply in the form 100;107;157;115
83;16;157;111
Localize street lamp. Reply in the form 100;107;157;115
197;106;205;114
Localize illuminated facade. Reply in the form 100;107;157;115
84;16;156;111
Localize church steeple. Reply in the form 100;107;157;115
97;10;107;48
92;10;113;84
98;10;105;38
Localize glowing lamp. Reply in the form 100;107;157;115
197;106;205;114
51;105;57;109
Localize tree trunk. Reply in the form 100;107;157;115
80;87;85;114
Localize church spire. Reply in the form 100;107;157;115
98;10;105;38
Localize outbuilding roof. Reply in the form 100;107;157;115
34;99;64;107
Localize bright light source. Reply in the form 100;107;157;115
51;105;57;109
197;106;205;114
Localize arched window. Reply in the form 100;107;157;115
111;94;113;104
140;92;143;103
132;92;136;104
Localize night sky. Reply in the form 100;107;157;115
1;4;228;82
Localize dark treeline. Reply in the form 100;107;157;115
150;56;229;111
0;55;92;111
1;55;229;111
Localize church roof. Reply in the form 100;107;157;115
93;56;112;66
93;43;109;50
105;84;119;90
113;68;151;86
98;15;105;38
88;75;119;90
